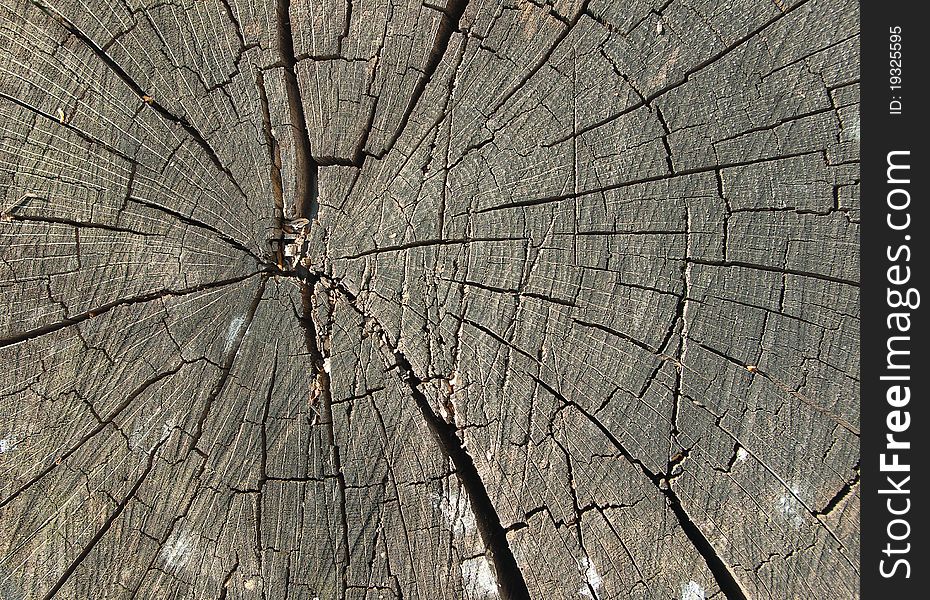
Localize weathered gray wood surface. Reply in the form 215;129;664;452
0;0;859;598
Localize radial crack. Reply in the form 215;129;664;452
0;271;264;349
297;278;350;597
40;438;167;600
185;276;268;454
275;0;319;221
379;0;469;157
533;375;749;600
302;272;531;600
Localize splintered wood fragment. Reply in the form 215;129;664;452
1;193;42;220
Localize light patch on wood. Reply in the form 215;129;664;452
680;580;706;600
650;46;681;89
160;529;195;571
848;116;860;141
776;485;808;529
224;315;246;352
461;556;499;598
450;370;464;391
435;485;476;535
128;416;176;452
577;557;603;599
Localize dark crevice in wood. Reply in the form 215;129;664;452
0;91;134;163
654;105;675;175
335;236;525;261
714;443;743;474
441;278;576;308
337;0;354;54
275;0;319;221
255;71;287;267
0;271;264;349
472;150;824;215
298;272;531;600
813;463;860;517
216;554;240;600
0;212;160;237
388;341;531;600
216;0;247;49
572;318;659;355
663;485;749;600
40;438;167;600
254;351;277;556
534;375;750;600
297;278;350;598
712;106;836;145
715;168;731;260
692;258;856;288
127;197;265;264
378;0;469;159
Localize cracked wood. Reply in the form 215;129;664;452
1;0;859;598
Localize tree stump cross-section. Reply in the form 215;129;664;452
0;0;859;598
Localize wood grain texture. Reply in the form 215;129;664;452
0;0;859;598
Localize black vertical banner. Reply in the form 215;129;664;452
861;2;928;596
